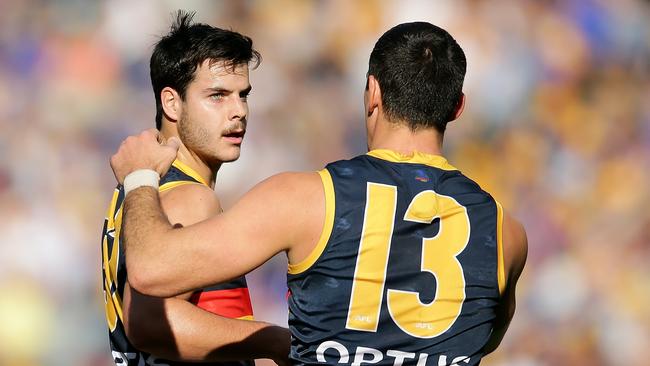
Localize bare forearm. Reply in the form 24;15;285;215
131;296;289;362
123;185;282;298
123;186;178;293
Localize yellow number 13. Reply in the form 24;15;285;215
346;183;470;338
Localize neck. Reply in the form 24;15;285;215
368;117;444;156
160;127;219;188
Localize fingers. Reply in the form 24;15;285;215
141;128;159;141
158;136;180;177
166;136;181;151
110;129;181;185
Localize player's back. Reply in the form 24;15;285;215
101;160;254;366
287;150;505;366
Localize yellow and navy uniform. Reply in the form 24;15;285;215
101;160;254;366
287;150;506;366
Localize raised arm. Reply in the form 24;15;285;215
122;183;289;363
123;171;324;298
110;129;323;297
483;211;528;355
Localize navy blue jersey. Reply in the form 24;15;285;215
101;160;254;366
287;150;505;366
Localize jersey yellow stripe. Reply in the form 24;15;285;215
236;315;255;321
495;201;506;295
102;189;125;328
159;180;203;192
346;183;397;332
105;187;120;221
171;159;209;186
112;205;125;321
367;149;458;171
288;169;335;274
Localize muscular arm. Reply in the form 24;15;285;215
483;212;528;355
124;172;324;298
122;183;290;362
123;282;289;362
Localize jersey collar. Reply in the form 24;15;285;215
171;159;210;186
366;149;458;171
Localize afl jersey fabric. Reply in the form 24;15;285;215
287;150;506;366
101;160;254;366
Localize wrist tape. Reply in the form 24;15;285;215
123;169;160;195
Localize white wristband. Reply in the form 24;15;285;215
123;169;160;195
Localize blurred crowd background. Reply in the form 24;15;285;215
0;0;648;365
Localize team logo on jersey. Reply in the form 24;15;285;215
414;169;430;182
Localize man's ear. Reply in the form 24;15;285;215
366;75;381;117
450;92;466;121
161;87;182;122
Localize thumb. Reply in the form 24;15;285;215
165;136;181;151
158;136;180;177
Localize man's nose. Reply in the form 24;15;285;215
229;96;247;121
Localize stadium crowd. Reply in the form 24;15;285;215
0;0;648;365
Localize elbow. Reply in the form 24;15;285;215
127;262;172;298
124;234;180;298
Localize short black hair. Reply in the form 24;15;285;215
150;10;261;129
368;22;466;133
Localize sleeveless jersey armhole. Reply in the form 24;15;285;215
288;169;335;275
159;180;204;192
495;200;506;295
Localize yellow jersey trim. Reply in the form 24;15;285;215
171;159;209;186
495;201;506;295
103;188;125;323
288;169;335;274
237;315;255;321
159;180;203;192
367;149;458;171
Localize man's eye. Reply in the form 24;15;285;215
240;93;250;101
210;93;224;100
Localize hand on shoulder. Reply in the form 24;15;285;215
110;129;180;184
160;183;221;227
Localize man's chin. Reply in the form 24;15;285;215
217;149;241;163
220;156;240;163
205;144;242;164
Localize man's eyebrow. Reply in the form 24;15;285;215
204;87;230;93
203;86;252;94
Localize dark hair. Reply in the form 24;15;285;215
368;22;466;133
151;10;261;129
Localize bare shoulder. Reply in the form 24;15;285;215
263;172;325;262
503;213;526;247
228;171;325;257
239;171;324;210
160;183;221;226
254;171;323;196
502;211;528;282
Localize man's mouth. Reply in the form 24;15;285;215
223;130;245;144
